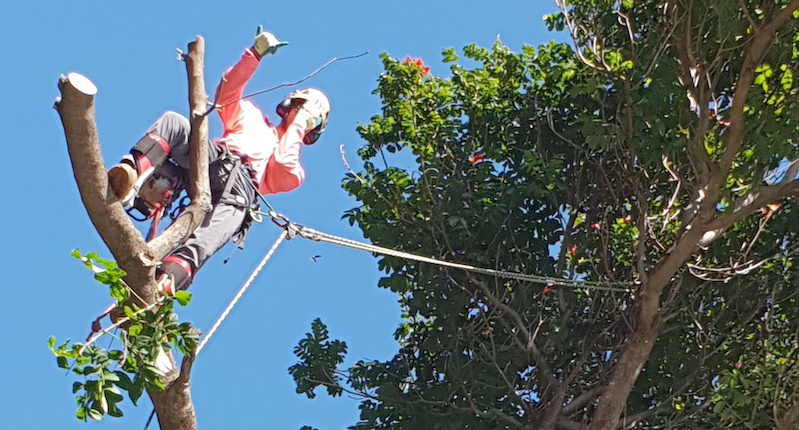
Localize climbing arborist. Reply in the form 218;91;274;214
107;27;330;294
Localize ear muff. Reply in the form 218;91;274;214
276;88;330;145
275;98;293;119
303;124;324;145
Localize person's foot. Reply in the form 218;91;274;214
108;162;138;202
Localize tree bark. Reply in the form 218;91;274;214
55;35;212;430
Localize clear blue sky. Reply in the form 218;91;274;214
0;2;562;428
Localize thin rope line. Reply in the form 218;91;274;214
202;51;369;116
196;229;288;355
288;224;634;292
139;229;286;429
238;51;369;103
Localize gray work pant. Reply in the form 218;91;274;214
134;111;256;280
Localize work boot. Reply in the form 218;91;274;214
108;162;138;202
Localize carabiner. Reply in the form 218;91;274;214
269;211;291;228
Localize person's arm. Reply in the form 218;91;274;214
215;29;287;135
259;122;306;194
214;48;261;135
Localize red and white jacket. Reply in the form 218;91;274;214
214;48;306;195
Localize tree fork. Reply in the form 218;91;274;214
55;35;212;430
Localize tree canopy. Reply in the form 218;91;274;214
292;1;799;429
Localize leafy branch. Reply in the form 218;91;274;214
48;251;198;421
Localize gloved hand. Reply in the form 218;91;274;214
293;109;320;133
294;103;324;132
252;25;288;57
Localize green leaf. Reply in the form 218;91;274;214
113;371;133;390
128;324;142;337
87;409;104;421
107;405;124;418
57;356;70;369
173;290;192;306
128;380;144;406
442;47;459;63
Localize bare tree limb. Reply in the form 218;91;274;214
54;73;155;299
150;355;197;429
699;180;799;246
562;386;603;416
148;37;212;261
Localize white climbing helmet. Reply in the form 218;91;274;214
276;88;331;145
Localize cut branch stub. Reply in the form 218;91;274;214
55;72;155;300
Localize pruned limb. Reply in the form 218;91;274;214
55;72;156;302
144;35;210;430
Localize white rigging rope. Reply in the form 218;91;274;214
283;221;634;293
198;214;633;354
196;229;288;355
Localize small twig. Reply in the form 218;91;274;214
339;145;364;183
739;0;758;28
80;300;163;354
687;258;769;282
660;155;683;232
120;278;148;306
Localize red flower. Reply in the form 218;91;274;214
402;56;430;77
761;203;781;220
568;246;578;255
468;153;485;165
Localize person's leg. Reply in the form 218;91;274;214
156;159;258;293
156;202;249;292
108;111;191;200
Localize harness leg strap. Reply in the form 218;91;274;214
158;256;194;293
131;133;171;175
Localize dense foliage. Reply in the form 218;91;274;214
292;1;799;429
